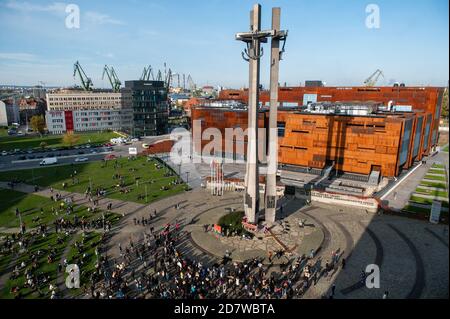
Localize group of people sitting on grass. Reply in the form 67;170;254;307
2;230;62;298
0;215;112;299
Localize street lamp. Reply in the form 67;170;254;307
145;185;148;203
186;171;190;185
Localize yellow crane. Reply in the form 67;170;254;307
364;69;384;87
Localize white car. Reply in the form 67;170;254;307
1;151;8;156
74;157;89;162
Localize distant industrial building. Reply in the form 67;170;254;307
45;90;133;134
123;80;169;137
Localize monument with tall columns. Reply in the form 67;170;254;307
236;4;287;225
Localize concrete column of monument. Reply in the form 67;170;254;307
265;7;282;223
245;4;262;224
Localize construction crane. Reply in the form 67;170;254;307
102;65;121;92
172;73;181;88
187;74;196;91
73;61;93;91
364;69;384;87
165;68;172;89
156;70;163;81
140;65;154;81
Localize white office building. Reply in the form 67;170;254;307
45;90;133;134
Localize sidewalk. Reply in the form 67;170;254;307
383;151;449;211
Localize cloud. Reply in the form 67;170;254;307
4;1;124;26
85;11;124;26
0;52;37;62
4;0;67;15
95;52;115;59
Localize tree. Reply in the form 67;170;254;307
30;115;46;136
40;141;47;150
63;131;80;147
441;88;449;121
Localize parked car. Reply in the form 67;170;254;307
74;157;89;162
1;151;8;156
78;151;85;154
18;156;26;160
40;158;57;166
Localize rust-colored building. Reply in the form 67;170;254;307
219;86;445;152
192;86;444;178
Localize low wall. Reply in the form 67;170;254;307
296;189;379;213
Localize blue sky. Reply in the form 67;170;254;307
0;0;448;88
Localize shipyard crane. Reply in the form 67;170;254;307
102;65;121;92
187;74;196;91
165;68;172;88
172;72;181;88
156;70;163;81
73;61;93;91
140;65;154;81
364;69;384;87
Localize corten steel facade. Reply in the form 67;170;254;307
219;86;445;155
191;106;436;178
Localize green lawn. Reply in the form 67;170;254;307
0;131;121;151
0;250;12;275
428;169;446;175
0;156;186;204
443;145;449;153
432;164;446;169
0;188;121;229
0;127;8;137
415;188;449;198
420;181;448;189
0;232;70;299
66;232;103;295
424;174;447;182
410;195;449;207
403;205;431;215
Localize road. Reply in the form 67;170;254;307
0;134;171;171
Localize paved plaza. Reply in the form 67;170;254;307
1;169;448;299
98;186;448;299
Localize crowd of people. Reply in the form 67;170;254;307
78;220;346;300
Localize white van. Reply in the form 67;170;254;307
40;158;57;166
